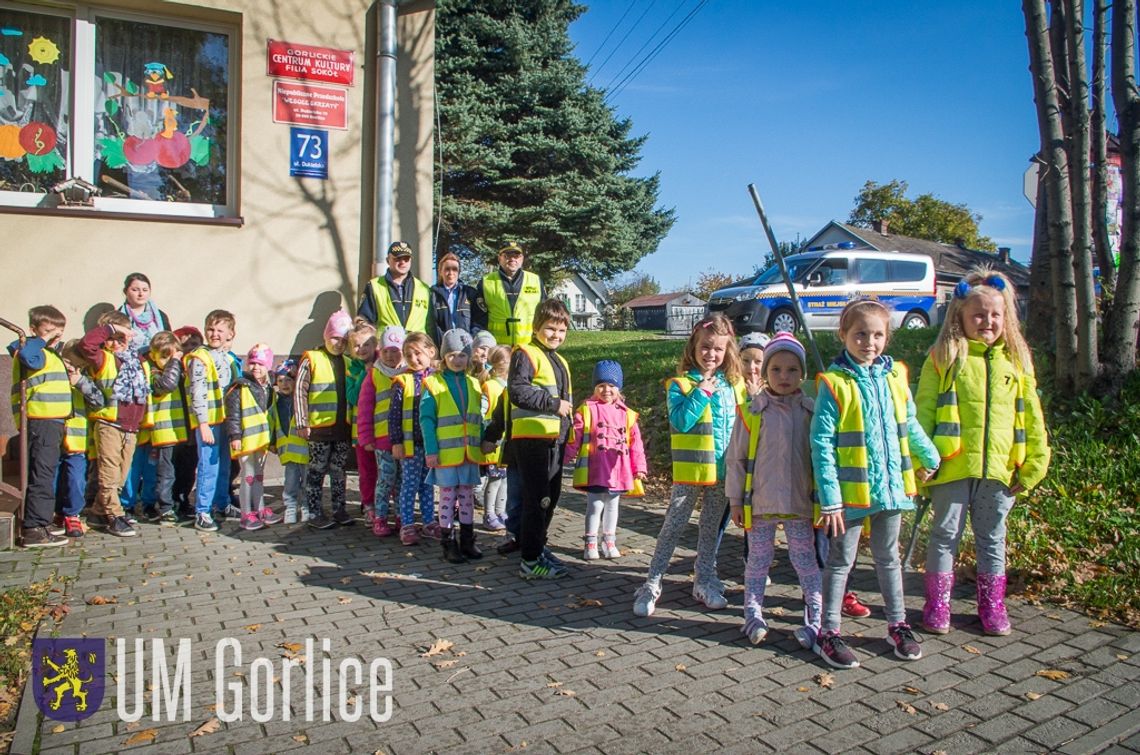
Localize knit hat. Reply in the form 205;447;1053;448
763;333;807;377
324;309;353;341
246;343;274;369
441;328;473;357
380;325;406;352
593;359;623;390
739;332;771;352
472;330;497;351
275;358;298;378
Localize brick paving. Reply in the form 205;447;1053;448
3;479;1139;755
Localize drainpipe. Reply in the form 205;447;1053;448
374;0;397;276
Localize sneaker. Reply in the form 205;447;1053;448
814;631;860;669
331;509;354;526
583;541;600;560
284;507;299;525
241;512;265;531
692;581;728;610
195;513;219;532
221;504;243;520
85;513;110;529
746;621;769;645
794;625;818;651
158;508;178;524
496;537;520;555
123;510;140;526
399;524;420;545
308;513;337;530
540;553;569;577
143;507;161;523
362;505;374;524
886;622;923;661
483;514;505;531
519;557;567;580
48;516;66;536
107;516;138;538
20;526;67;549
632;582;661;617
842;591;872;618
258;507;283;525
300;508;311;523
600;538;621;559
62;516;85;538
372;517;393;537
541;547;565;567
422;521;442;539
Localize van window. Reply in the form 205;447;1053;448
889;260;928;282
754;257;821;285
816;258;848;285
855;258;890;284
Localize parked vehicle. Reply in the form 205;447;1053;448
705;247;936;334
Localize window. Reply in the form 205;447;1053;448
855;258;890;284
812;258;848;286
889;260;928;282
0;5;235;217
574;293;585;312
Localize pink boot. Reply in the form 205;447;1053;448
922;572;954;634
976;572;1011;636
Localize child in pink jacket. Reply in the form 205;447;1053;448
565;360;647;560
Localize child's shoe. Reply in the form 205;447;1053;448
976;572;1012;636
442;531;467;564
372;516;393;537
842;591;872;618
399;524;420;545
222;504;243;520
483;514;505;531
459;524;483;560
601;535;621;559
886;622;922;660
422;521;442;539
362;504;374;524
259;507;284;525
241;512;265;531
793;625;818;651
632;581;661;617
744;618;769;645
922;571;954;634
62;516;85;538
108;516;138;538
692;580;728;610
143;506;161;523
583;540;600;561
519;556;566;580
814;630;860;669
300;508;311;523
195;513;219;532
308;512;336;530
284;506;298;525
332;509;354;526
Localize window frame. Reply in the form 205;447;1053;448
0;2;239;220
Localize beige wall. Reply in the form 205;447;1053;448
0;0;434;356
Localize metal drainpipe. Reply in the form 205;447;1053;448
374;0;397;277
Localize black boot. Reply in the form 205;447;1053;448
459;523;483;560
442;531;467;564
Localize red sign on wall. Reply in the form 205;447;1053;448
267;39;355;87
272;81;349;130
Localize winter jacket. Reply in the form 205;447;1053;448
224;373;273;442
726;390;815;519
564;398;647;492
915;339;1050;490
811;351;939;520
667;369;739;480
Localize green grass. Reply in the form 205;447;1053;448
0;574;66;738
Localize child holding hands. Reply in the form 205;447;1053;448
225;344;281;530
357;325;406;536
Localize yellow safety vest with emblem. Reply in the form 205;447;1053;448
148;364;188;448
88;350;119;423
184;347;224;428
229;382;271;458
304;349;348;429
667;375;748;486
483;270;542;347
11;347;71;423
571;401;643;496
480;378;506;464
368;276;431;334
268;400;309;465
510;344;572;440
62;386;89;454
422;372;485;466
371;368;399;443
931;364;1028;468
816;363;917;508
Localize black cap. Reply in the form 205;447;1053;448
387;241;413;258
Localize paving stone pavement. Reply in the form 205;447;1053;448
2;480;1138;755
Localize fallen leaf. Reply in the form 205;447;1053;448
86;595;117;605
546;681;563;688
189;718;220;737
232;671;244;678
574;598;603;608
243;624;261;633
262;568;273;576
434;660;458;670
206;704;217;712
674;664;686;672
1036;669;1071;681
796;686;810;692
49;604;70;622
506;742;528;752
445;667;470;683
1116;654;1129;661
50;724;65;734
1025;692;1043;700
594;651;605;657
339;577;352;585
420;639;455;658
901;686;923;695
930;701;949;711
963;645;981;654
554;689;576;697
455;651;467;657
628;548;645;554
1045;613;1062;621
292;733;309;744
768;606;785;617
337;597;352;605
276;642;303;653
123;729;157;745
1089;620;1107;628
475;566;490;573
896;700;917;715
814;672;835;689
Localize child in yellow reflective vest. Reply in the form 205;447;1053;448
346;322;379;523
916;269;1050;637
358;326;406;537
225;343;281;531
142;331;186;523
478;344;510;531
269;360;308;523
55;339;104;540
389;331;440;545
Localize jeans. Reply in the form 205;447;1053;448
194;424;231;515
282;462;305;516
25;419;63;528
504;464;524;539
121;443;157;511
926;478;1016;575
54;452;86;518
821;510;905;632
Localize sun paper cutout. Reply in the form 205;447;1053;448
28;36;60;65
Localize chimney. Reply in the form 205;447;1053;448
871;219;889;235
998;247;1011;264
955;237;967;249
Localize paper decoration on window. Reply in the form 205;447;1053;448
143;62;172;99
99;78;212;171
27;36;59;65
0;28;22;37
19;122;56;155
25;73;46;87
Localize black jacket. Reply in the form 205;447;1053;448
429;282;475;345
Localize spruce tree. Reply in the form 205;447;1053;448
435;0;675;279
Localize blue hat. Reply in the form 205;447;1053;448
593;360;623;389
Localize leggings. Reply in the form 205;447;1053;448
584;492;620;540
356;444;378;508
821;511;905;632
238;450;266;516
743;519;821;634
483;467;508;519
374;449;400;518
305;440;351;517
644;483;728;588
438;485;475;529
398;446;435;526
926;478;1015;575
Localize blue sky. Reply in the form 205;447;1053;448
569;1;1045;291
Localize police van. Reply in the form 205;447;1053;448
705;245;937;334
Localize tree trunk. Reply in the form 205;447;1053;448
1025;0;1079;393
1103;0;1140;389
1092;1;1117;292
1065;0;1101;390
1027;161;1056;349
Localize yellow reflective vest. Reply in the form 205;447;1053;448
370;368;399;443
304;349;348;429
184;347;224;428
667;375;747;486
510;344;571;440
422;372;485;466
396;372;420;456
148;364;188;448
229;382;271;458
268;399;309;465
138;361;155;445
11;347;71;423
62;386;89;454
369;276;431;333
482;270;542;347
480;377;506;464
88;350;119;423
571;401;641;494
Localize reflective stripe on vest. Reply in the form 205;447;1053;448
817;364;916;508
137;361;154;445
483;270;541;347
230;384;271;458
510;344;571;440
667;376;747;485
369;276;432;333
62;386;88;454
149;364;188;447
183;348;224;428
269;401;309;465
304;349;346;429
398;372;418;456
88;351;119;423
932;366;1028;467
11;348;71;422
571;402;638;489
481;378;506;463
423;373;485;466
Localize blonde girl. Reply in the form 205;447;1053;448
479;345;511;530
347;322;379;521
389;331;439;545
916;269;1049;637
632;313;747;617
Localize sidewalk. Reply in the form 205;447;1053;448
3;482;1138;755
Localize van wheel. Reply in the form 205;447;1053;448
768;308;799;334
901;311;928;329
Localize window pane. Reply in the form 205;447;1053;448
0;9;71;192
857;259;889;284
94;16;228;204
889;260;927;282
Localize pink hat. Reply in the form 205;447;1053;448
380;325;406;351
324;309;353;341
246;343;274;368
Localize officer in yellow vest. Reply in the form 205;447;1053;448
357;241;433;334
472;243;546;347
